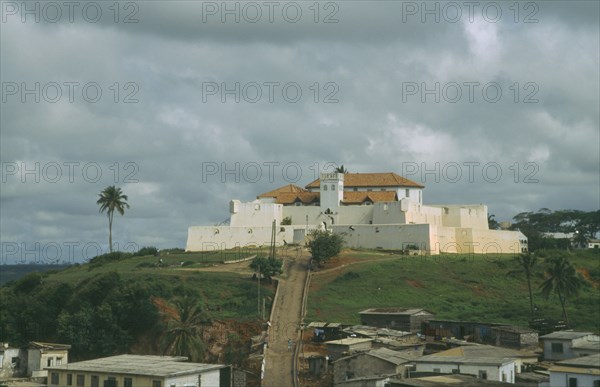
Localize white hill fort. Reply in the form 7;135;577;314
186;172;528;255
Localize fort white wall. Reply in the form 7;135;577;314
186;225;295;251
332;223;432;251
230;200;283;227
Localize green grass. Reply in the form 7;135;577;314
37;252;273;321
307;250;600;332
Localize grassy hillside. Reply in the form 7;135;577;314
0;249;273;361
307;249;600;332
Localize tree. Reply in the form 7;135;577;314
488;214;500;230
160;297;209;362
334;165;348;174
507;253;538;317
96;186;129;253
250;255;283;281
572;230;588;249
539;256;584;326
308;230;344;265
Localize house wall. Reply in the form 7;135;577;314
48;370;222;387
28;349;69;377
549;371;600;387
543;335;600;361
333;355;399;384
327;341;373;361
0;348;26;378
491;330;539;349
164;368;222;387
335;377;391;387
415;361;515;383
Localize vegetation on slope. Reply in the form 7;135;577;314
307;249;600;332
0;249;273;362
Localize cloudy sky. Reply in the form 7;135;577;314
1;0;598;263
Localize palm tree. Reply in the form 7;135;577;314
572;230;588;249
161;297;209;361
539;256;583;326
96;186;129;253
335;165;348;174
507;253;538;317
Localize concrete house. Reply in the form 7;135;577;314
47;355;232;387
333;347;420;385
549;353;600;387
28;341;71;378
325;338;373;361
359;308;434;332
0;343;26;378
489;326;539;349
540;331;600;361
423;321;538;350
413;345;533;384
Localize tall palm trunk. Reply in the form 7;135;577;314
108;211;114;253
558;288;569;326
526;276;534;317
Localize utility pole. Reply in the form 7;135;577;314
257;263;260;317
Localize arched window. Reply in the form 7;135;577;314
323;185;328;191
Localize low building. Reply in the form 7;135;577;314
359;308;434;332
540;331;600;361
308;322;344;342
587;239;600;249
424;321;538;350
548;353;600;387
334;374;393;387
47;355;232;387
27;341;71;378
413;345;533;384
0;343;27;378
423;320;495;342
490;326;539;349
388;374;524;386
333;347;419;385
325;338;373;361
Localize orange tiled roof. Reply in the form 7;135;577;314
305;172;424;189
342;191;397;204
277;192;320;205
257;184;308;199
257;185;398;205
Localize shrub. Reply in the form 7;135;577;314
308;230;344;265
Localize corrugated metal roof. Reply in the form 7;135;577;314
556;353;600;368
540;331;595;340
359;307;433;316
47;355;225;377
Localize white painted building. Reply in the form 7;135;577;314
186;172;527;255
47;355;231;387
549;353;600;387
413;345;521;383
541;331;600;361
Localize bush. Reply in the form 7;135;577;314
308;230;344;265
134;246;159;257
250;255;283;280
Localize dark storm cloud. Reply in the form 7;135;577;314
1;0;598;261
